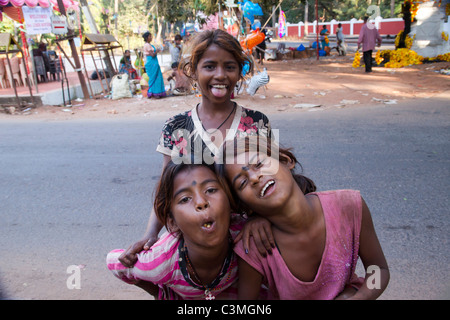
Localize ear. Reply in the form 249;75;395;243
167;215;180;235
279;153;296;170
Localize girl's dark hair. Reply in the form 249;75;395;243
215;136;316;215
154;161;235;235
180;29;253;83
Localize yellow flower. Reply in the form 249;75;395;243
395;31;402;48
395;30;415;49
437;53;450;62
384;48;423;68
442;32;449;42
352;51;361;68
375;50;384;64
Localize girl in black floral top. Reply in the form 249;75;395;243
157;105;271;162
119;29;273;268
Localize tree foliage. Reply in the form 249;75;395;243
83;0;403;41
281;0;403;23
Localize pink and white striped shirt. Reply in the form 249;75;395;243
107;217;244;300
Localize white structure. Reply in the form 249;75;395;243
409;1;450;58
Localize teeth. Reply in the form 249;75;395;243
260;180;275;197
203;222;212;228
211;85;227;88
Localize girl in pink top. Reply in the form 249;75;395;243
107;162;243;300
216;136;390;299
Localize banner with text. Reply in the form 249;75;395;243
22;6;52;35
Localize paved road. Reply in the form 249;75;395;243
0;96;449;300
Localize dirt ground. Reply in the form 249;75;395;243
1;54;449;121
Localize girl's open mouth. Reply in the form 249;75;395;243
210;84;228;98
260;180;275;198
201;219;216;233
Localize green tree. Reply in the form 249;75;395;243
260;0;404;23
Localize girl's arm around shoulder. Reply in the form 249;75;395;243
234;214;275;257
348;197;390;300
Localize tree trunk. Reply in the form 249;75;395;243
390;0;396;18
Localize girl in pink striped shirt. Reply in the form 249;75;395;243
107;162;244;300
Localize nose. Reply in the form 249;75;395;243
195;194;210;211
214;66;226;79
248;169;262;186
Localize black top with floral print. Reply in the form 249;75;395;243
156;104;272;163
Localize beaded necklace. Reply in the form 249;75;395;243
178;238;235;300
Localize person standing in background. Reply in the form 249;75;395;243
168;34;183;65
142;31;166;98
357;16;382;73
335;23;346;56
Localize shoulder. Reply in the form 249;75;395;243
237;106;272;136
240;106;269;119
239;106;271;127
312;190;362;223
162;110;194;129
312;190;361;206
145;43;155;51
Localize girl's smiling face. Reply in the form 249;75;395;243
170;166;231;248
195;44;240;104
225;152;296;216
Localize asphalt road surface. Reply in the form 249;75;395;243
0;96;449;300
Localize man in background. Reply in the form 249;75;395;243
358;16;382;73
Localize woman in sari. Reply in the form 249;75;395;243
142;31;166;99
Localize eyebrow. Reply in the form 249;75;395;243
173;178;218;199
201;59;239;65
231;153;258;186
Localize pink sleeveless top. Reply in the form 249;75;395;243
234;190;364;299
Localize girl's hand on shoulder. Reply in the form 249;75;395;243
235;215;275;257
119;236;158;267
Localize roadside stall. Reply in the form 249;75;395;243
0;0;87;107
0;32;34;109
80;33;123;96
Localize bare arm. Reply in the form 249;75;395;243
347;197;390;300
119;155;171;267
141;154;171;248
237;258;263;300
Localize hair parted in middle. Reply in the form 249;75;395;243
180;29;253;83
